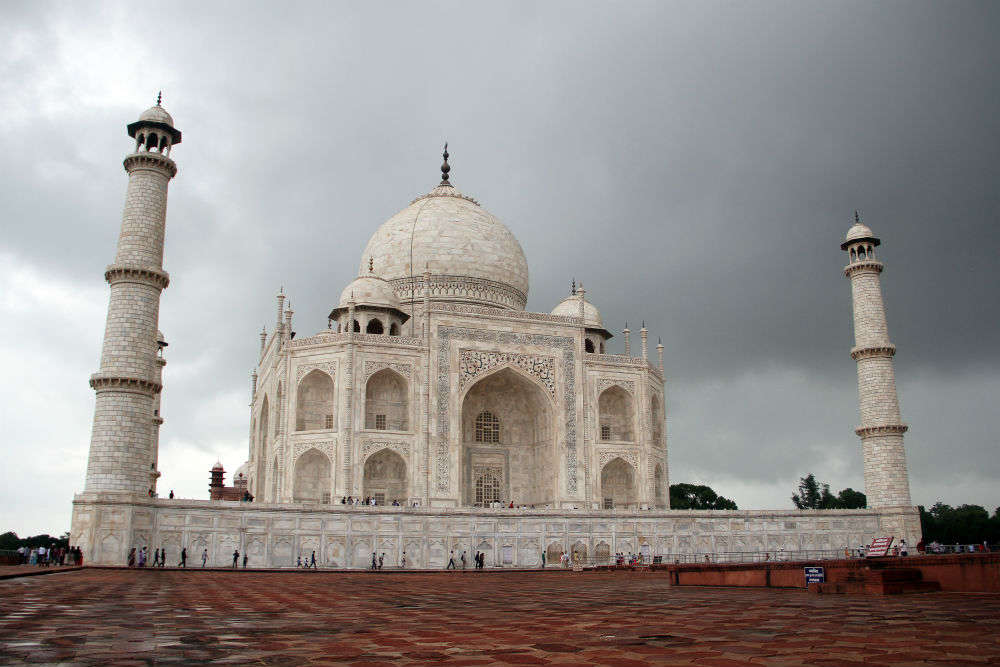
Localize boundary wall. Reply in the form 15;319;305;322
71;494;919;568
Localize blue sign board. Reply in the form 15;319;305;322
804;566;826;584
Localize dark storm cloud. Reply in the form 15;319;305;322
1;1;998;533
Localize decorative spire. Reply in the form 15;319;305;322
156;91;162;107
855;210;861;224
440;142;451;185
369;256;374;273
571;278;576;295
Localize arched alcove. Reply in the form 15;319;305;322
255;395;269;496
654;463;665;508
461;367;554;507
389;322;400;336
296;370;335;431
365;369;408;431
650;394;663;446
292;449;331;503
600;457;636;509
598;386;634;442
366;318;384;334
362;449;408;504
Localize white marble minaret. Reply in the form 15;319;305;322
84;95;180;494
842;213;912;508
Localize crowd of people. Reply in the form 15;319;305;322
15;545;83;566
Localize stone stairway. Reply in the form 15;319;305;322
811;564;941;595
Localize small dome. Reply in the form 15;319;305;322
139;104;174;126
845;222;874;242
211;461;224;471
551;292;603;329
339;275;401;310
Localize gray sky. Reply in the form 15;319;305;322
2;1;998;536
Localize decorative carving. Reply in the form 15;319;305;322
296;362;337;384
855;424;908;437
459;349;556;398
850;345;896;361
429;301;578;324
392;275;527;310
598;449;639;471
364;360;413;381
437;327;577;493
291;441;336;464
597;378;635;395
361;440;410;463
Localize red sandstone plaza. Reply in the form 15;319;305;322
2;568;999;666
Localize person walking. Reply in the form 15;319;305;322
243;553;249;568
400;551;406;569
179;547;187;568
232;550;239;568
201;549;208;567
160;547;167;568
127;547;136;568
447;550;457;570
310;551;317;569
900;539;908;557
371;552;377;571
541;550;546;568
378;553;384;570
461;551;467;570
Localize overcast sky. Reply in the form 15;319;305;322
2;1;998;536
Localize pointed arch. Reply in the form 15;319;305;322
461;366;555;507
654;463;665;509
362;448;408;504
598;385;634;442
296;369;335;431
600;456;636;509
365;368;408;431
292;448;331;503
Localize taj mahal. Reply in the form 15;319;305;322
70;98;921;567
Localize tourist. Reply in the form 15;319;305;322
900;539;908;557
244;553;249;568
447;551;456;570
341;496;346;504
153;548;159;567
297;555;303;567
160;547;166;567
232;550;239;568
541;550;546;568
378;553;384;570
179;548;187;568
461;551;467;570
400;551;406;568
139;547;147;567
168;490;174;499
311;551;318;569
371;552;377;570
127;548;136;568
201;549;208;567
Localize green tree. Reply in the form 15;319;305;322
0;531;19;550
669;483;738;510
836;488;867;509
792;474;866;509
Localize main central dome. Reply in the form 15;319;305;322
359;179;529;311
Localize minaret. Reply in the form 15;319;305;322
623;323;631;357
640;321;648;361
656;337;664;372
84;95;181;494
842;212;911;508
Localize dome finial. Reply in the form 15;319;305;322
571;277;576;295
156;91;162;107
369;256;374;273
440;142;451;185
855;210;861;224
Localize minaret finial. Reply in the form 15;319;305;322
571;278;576;294
440;142;451;185
156;91;162;106
855;210;860;224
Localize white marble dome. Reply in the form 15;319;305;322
845;222;875;242
359;183;529;310
139;104;174;126
339;274;400;309
551;293;603;329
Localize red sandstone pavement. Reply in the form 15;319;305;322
1;569;998;666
